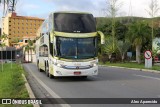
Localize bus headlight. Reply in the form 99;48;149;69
93;63;97;67
91;61;98;67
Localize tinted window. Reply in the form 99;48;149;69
54;13;96;33
39;45;48;57
56;37;97;59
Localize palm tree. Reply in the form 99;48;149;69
146;0;160;50
117;41;131;62
106;0;122;53
103;36;118;60
24;45;30;62
27;39;35;63
127;21;151;64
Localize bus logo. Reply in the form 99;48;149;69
76;66;79;69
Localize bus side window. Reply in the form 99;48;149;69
50;43;54;56
49;14;53;31
39;46;43;57
39;45;48;57
44;45;48;57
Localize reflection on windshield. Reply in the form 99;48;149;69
57;37;97;59
59;38;77;59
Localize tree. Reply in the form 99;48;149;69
146;0;160;50
115;21;128;41
0;33;8;71
24;45;30;62
106;0;123;53
103;36;118;59
127;21;151;64
117;41;131;62
27;39;35;63
0;0;18;16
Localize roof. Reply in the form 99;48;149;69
50;11;92;15
11;15;44;20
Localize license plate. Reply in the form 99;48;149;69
74;72;81;75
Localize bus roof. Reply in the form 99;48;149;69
50;11;92;15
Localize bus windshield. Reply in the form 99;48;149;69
56;37;97;59
54;13;96;33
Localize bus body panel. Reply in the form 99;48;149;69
48;58;98;76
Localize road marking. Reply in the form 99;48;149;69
25;65;71;107
90;75;99;79
134;74;160;81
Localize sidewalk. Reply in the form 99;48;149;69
99;64;160;74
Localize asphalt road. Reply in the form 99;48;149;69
23;63;160;107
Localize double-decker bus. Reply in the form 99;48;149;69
36;11;104;78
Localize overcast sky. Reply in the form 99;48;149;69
1;0;160;27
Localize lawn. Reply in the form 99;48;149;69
0;63;32;107
100;62;160;71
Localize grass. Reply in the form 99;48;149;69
0;63;32;107
99;62;160;71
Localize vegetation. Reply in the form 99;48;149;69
117;41;131;62
0;33;8;71
127;21;151;64
105;0;123;54
24;45;30;62
24;40;35;63
0;0;18;16
97;0;160;65
0;64;32;107
96;16;160;64
146;0;160;50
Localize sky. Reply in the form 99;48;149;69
0;0;160;27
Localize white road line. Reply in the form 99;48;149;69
90;75;99;79
25;65;71;107
134;74;160;81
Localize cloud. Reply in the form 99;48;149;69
121;0;160;18
42;0;160;18
42;0;106;17
1;0;160;20
23;4;40;9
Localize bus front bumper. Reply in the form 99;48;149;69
53;65;98;76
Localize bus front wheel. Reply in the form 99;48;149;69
49;73;54;79
38;62;42;72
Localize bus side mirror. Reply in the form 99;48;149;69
97;31;105;44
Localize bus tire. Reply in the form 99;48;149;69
45;64;49;77
49;73;54;79
38;62;42;72
81;76;87;79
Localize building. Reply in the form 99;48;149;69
1;13;44;62
2;12;44;47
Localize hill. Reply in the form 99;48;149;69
96;16;160;28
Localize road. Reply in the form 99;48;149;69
23;63;160;107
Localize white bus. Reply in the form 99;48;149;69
36;11;105;78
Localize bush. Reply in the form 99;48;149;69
98;54;108;64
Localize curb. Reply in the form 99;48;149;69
22;74;40;107
99;65;160;74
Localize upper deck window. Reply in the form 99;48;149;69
54;13;96;33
